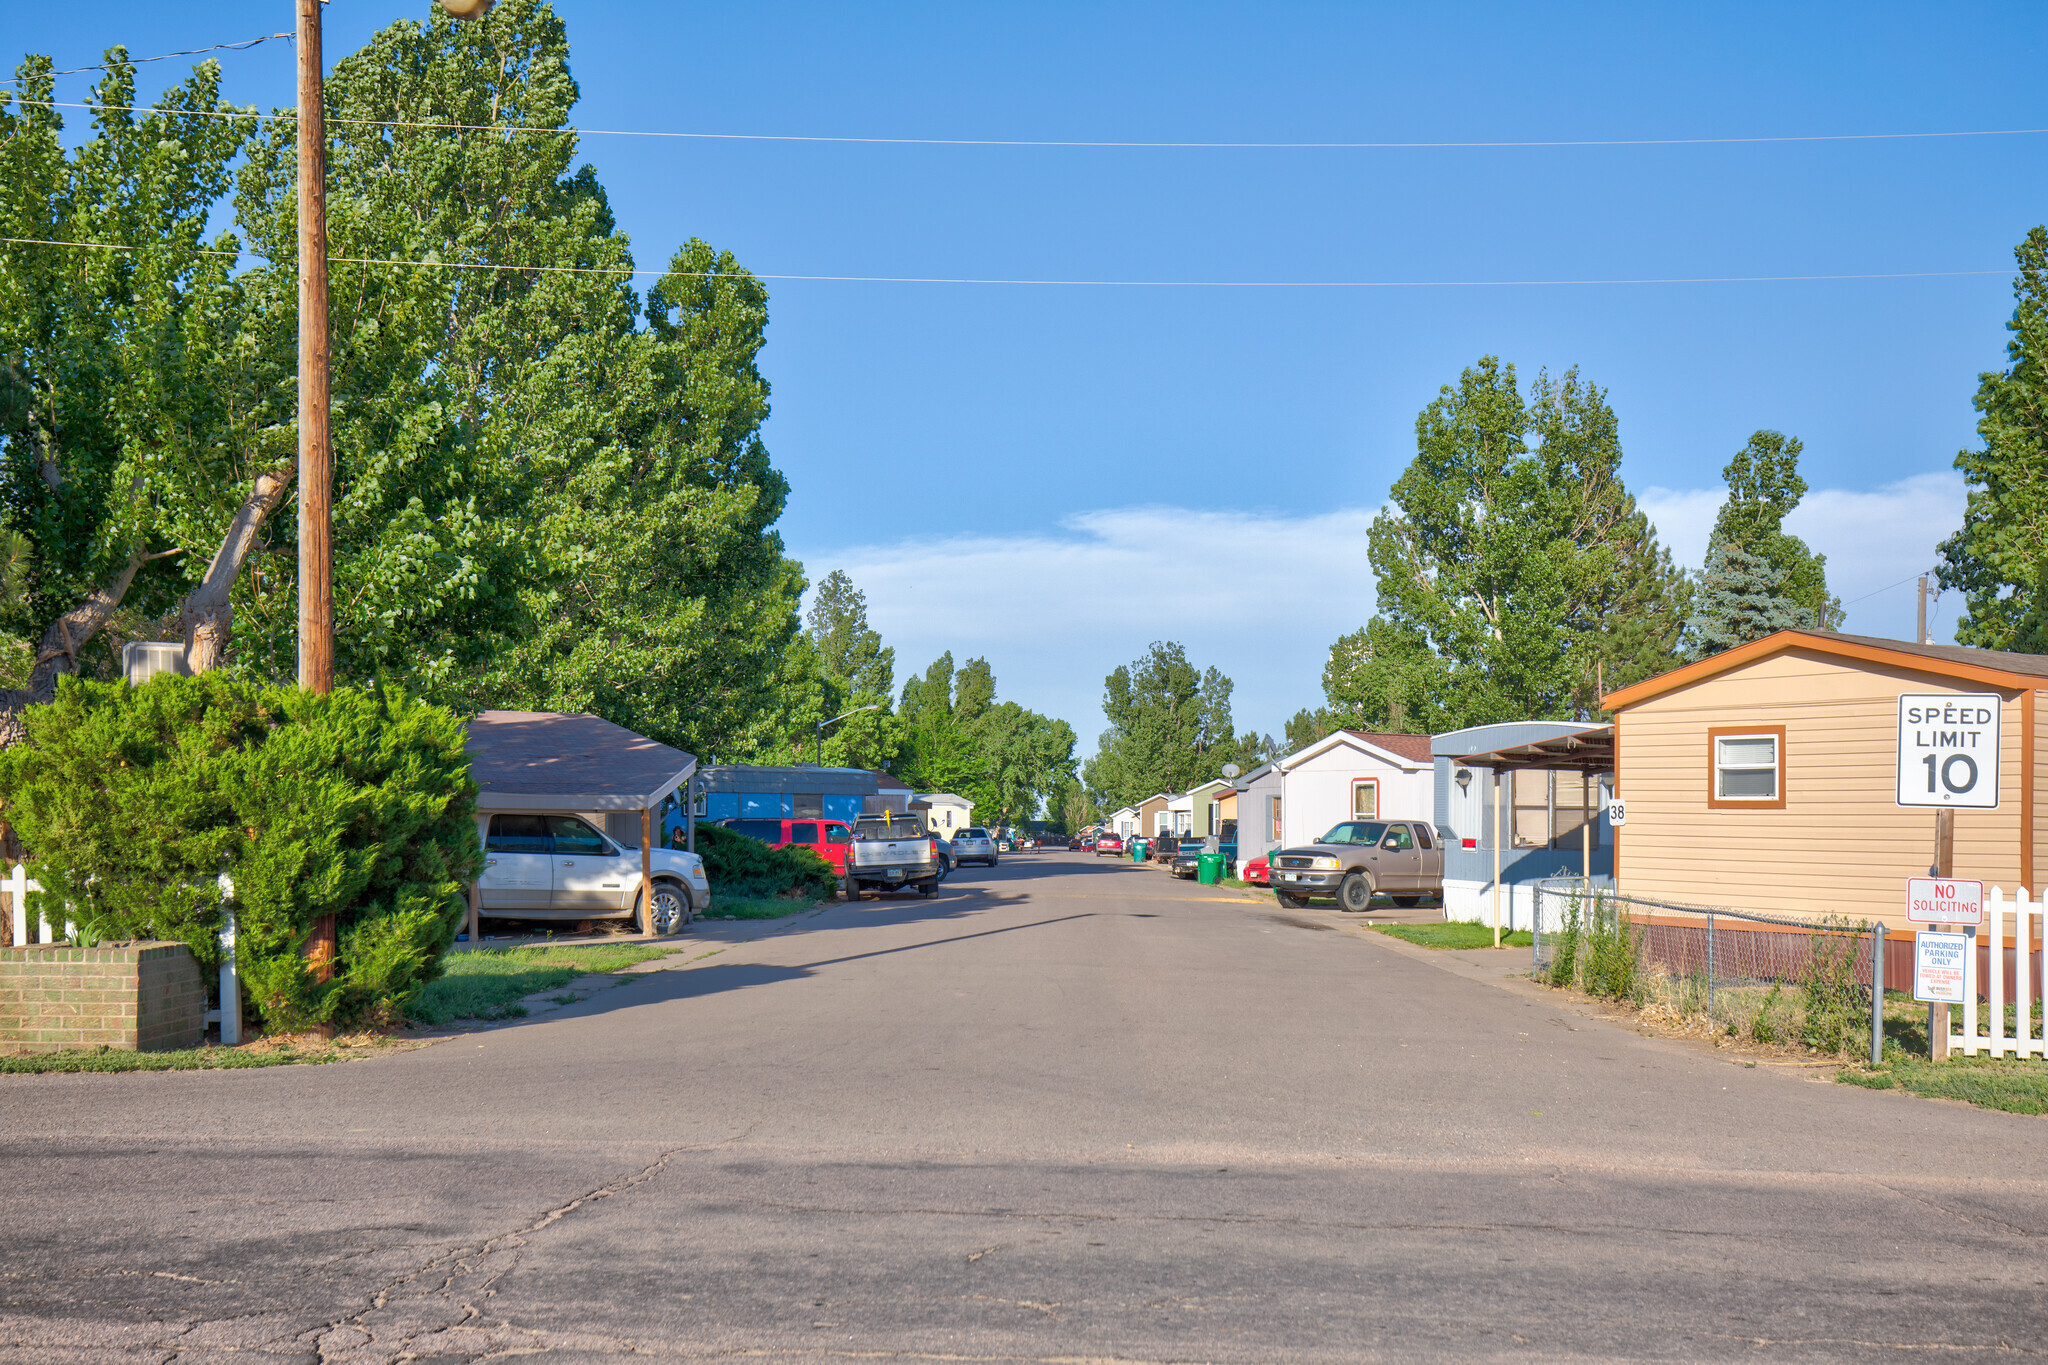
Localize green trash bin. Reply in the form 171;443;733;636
1197;852;1224;885
1131;838;1147;863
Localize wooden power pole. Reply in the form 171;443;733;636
1917;575;1929;646
297;0;336;995
297;0;333;699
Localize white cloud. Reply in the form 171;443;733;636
799;471;1970;754
804;506;1384;754
1642;471;1965;638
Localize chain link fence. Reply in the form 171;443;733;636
1531;879;1886;1064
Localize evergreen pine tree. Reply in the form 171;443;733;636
1683;543;1817;660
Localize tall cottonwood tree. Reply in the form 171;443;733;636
1350;358;1686;729
1688;429;1839;647
1938;225;2048;649
214;2;804;755
1083;641;1236;810
0;55;255;742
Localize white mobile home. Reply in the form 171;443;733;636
1276;731;1435;848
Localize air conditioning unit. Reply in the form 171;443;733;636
122;641;189;686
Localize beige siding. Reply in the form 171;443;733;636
1618;648;2033;921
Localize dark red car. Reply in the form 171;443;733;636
1094;833;1125;856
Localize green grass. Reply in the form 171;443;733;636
0;1045;354;1074
704;893;824;920
1373;921;1535;950
412;942;677;1024
1839;1055;2048;1115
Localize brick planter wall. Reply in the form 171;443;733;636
0;942;205;1055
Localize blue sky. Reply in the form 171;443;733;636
12;3;2048;753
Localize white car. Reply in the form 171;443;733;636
475;812;709;932
951;827;998;867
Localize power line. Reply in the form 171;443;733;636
0;237;2014;289
0;34;293;86
1843;569;1940;607
6;96;2048;151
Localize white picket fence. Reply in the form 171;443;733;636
1953;886;2048;1061
7;862;240;1044
5;862;73;945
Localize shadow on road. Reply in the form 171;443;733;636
484;903;1101;1028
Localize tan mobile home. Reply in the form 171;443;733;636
1603;630;2048;921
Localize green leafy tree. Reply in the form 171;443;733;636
213;3;803;758
789;569;900;769
971;700;1078;831
898;652;975;793
0;52;255;741
1052;778;1094;834
1938;226;2048;649
1700;430;1840;637
1683;542;1819;660
1083;641;1236;809
897;652;1075;823
1357;358;1688;729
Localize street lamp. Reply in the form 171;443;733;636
816;704;882;766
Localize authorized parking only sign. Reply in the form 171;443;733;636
1913;931;1970;1005
1897;693;2001;809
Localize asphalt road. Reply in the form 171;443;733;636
4;853;2046;1363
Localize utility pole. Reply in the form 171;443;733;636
295;0;336;999
296;0;332;698
1917;574;1929;645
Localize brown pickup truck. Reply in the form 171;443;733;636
1269;819;1446;912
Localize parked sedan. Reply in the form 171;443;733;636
1242;853;1269;886
1094;832;1124;856
952;827;999;867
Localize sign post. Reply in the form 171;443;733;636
1896;694;2002;1057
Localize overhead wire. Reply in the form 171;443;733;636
7;95;2048;149
0;33;293;86
0;238;2013;289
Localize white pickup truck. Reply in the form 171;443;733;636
476;812;710;932
847;814;941;898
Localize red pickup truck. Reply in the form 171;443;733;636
715;817;855;872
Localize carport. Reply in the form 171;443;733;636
463;711;698;941
1455;725;1615;946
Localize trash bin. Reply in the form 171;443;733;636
1131;838;1148;863
1197;852;1224;885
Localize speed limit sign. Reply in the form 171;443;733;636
1897;693;2001;810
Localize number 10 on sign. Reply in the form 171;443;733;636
1896;693;2001;810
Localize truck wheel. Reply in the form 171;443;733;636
917;878;937;898
1275;889;1308;908
649;879;690;934
1337;873;1375;913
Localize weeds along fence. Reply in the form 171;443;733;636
1531;879;1885;1063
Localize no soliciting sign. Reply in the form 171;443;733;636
1906;877;1985;925
1896;694;2001;810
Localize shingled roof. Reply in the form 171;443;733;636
1605;629;2048;710
464;710;697;812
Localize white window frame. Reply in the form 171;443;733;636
1711;729;1783;805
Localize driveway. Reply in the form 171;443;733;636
4;853;2044;1362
